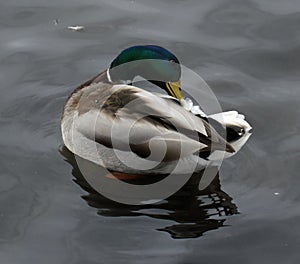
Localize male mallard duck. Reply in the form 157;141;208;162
61;45;252;175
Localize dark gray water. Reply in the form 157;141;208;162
1;0;300;263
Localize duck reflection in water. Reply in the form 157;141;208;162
60;146;238;239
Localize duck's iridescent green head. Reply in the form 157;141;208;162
109;45;182;99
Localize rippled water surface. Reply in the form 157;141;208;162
1;0;300;263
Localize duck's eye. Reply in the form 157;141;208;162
169;59;176;63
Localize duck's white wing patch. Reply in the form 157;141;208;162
208;110;252;156
209;110;252;133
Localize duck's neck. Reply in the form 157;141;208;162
107;67;137;85
89;69;111;84
89;69;129;85
106;69;113;82
71;70;111;96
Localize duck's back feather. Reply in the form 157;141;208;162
62;82;234;171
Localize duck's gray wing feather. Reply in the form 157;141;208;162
76;84;234;162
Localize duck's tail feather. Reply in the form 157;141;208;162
207;111;252;160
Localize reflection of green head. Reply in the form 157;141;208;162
109;45;182;99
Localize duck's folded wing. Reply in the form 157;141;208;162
76;84;234;162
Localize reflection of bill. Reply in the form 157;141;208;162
60;146;238;239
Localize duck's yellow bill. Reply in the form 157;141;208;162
166;80;182;100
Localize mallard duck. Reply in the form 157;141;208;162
61;45;252;175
